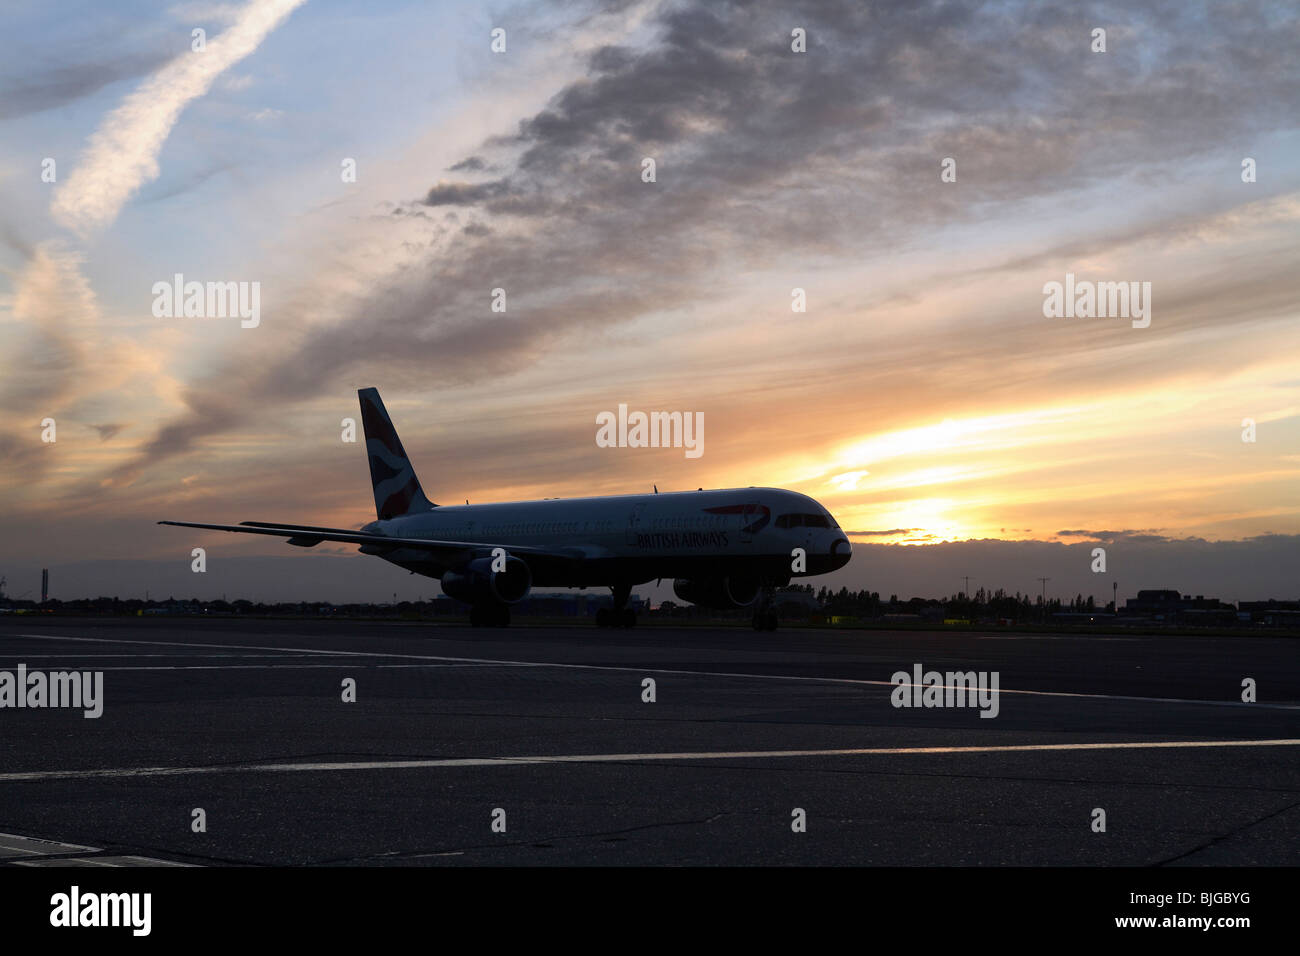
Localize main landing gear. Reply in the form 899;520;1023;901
595;582;637;628
751;585;779;631
469;604;511;627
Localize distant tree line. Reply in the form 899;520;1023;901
798;585;1102;621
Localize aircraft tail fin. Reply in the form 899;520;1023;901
357;387;436;519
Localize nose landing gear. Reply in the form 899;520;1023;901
596;582;637;628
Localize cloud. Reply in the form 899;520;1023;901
0;50;177;121
51;0;308;236
134;160;235;203
447;156;488;172
811;534;1300;604
0;241;99;482
168;2;247;26
1056;529;1172;544
91;423;127;441
421;179;512;206
26;533;1300;604
0;236;187;498
0;241;99;417
94;0;1300;497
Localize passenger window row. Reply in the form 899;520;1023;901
775;513;833;529
649;515;726;530
432;512;827;540
439;521;614;539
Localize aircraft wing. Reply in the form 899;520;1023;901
158;520;582;562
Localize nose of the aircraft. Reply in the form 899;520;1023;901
830;536;852;569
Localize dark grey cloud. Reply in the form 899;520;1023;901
0;49;176;120
90;423;126;441
1057;529;1170;543
849;528;922;537
812;533;1300;604
136;162;235;204
422;179;513;206
25;533;1300;604
108;0;1300;482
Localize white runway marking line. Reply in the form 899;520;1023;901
13;632;1300;710
0;739;1298;783
13;857;119;867
0;653;328;658
14;856;195;868
0;832;99;859
0;832;193;867
2;663;481;672
12;633;403;658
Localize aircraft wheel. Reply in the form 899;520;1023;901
596;608;611;628
621;609;636;628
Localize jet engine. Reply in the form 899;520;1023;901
440;555;532;605
672;575;761;609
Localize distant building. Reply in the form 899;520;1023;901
1124;589;1235;624
1238;599;1300;626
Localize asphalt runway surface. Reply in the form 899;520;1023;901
1;617;1297;866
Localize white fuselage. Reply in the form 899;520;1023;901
362;486;851;587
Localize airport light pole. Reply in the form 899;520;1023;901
1037;576;1050;622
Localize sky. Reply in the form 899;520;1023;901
1;0;1297;604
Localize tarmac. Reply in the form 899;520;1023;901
0;616;1296;865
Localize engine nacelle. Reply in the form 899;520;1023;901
440;556;532;605
672;576;761;609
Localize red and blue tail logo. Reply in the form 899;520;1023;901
358;388;435;519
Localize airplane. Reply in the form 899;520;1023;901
161;388;852;629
